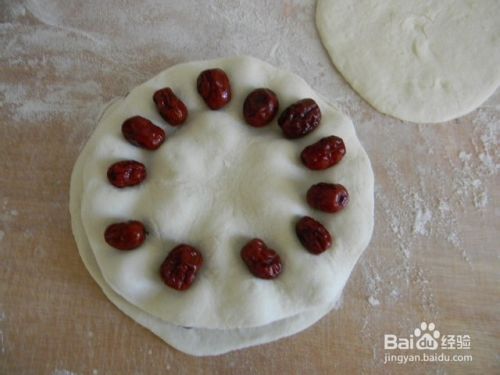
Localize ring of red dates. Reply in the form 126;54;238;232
103;67;348;291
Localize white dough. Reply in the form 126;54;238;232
71;131;339;356
70;56;374;355
316;0;500;123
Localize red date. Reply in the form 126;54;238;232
153;88;188;126
306;183;349;213
104;220;147;250
107;160;146;188
278;98;321;139
197;68;232;110
160;244;203;291
301;136;346;170
295;216;332;254
241;239;282;279
122;116;166;150
243;88;279;127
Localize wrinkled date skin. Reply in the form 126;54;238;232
307;183;349;213
278;98;321;139
153;88;188;126
295;216;332;254
160;244;203;291
107;160;146;188
197;68;232;110
104;220;147;250
243;88;279;127
241;239;283;279
301;135;346;170
122;116;166;150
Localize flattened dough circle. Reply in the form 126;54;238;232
70;56;374;355
316;0;500;123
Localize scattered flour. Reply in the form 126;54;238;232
0;330;5;354
0;199;19;243
413;198;433;236
357;102;497;360
368;296;380;307
52;370;78;375
0;1;497;371
455;114;499;209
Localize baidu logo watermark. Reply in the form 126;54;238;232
383;322;472;364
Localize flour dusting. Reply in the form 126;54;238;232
52;370;78;375
413;195;433;236
355;97;497;374
0;331;5;354
368;296;380;307
0;0;498;371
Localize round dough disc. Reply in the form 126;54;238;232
316;0;500;123
70;56;374;355
71;137;339;356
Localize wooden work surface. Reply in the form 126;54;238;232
1;1;498;374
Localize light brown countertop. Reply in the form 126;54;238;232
1;1;498;374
